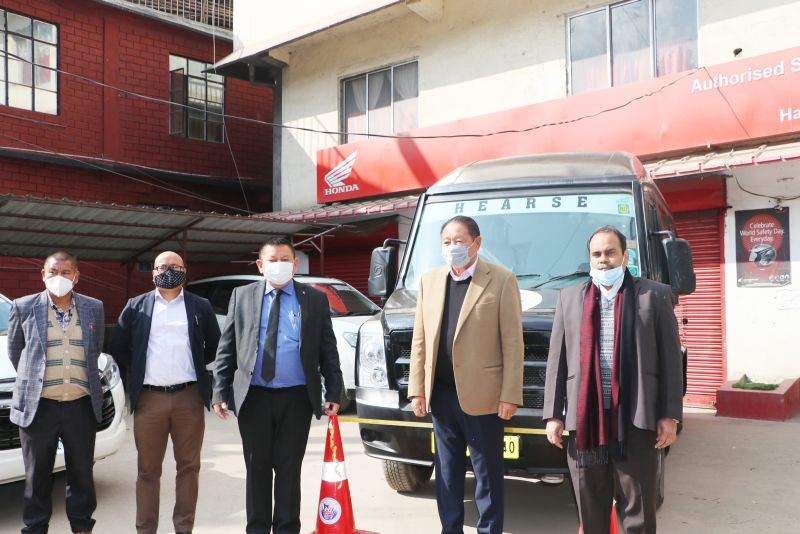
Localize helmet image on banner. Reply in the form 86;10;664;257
748;244;776;267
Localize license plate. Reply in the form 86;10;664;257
431;434;520;460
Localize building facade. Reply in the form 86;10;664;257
0;0;275;320
219;0;800;405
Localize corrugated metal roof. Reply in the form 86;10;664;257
646;141;800;178
0;195;318;264
268;194;419;222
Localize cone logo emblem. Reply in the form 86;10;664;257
319;497;342;525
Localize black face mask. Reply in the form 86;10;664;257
154;268;186;289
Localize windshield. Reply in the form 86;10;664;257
0;296;10;335
307;282;380;317
402;192;640;292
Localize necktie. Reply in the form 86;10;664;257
261;288;282;382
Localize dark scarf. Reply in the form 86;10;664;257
575;270;636;468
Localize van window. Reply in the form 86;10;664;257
403;192;640;292
0;297;10;335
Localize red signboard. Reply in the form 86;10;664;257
317;46;800;203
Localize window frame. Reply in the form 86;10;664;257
0;8;59;115
567;0;698;95
168;54;225;143
339;59;418;144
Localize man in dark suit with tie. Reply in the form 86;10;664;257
110;251;220;534
212;236;343;534
7;251;105;534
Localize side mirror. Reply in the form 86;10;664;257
662;237;696;295
368;246;398;298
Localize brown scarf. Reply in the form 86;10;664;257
575;271;636;467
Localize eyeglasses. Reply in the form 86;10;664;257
153;264;186;273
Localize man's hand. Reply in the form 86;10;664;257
213;402;229;420
497;401;517;420
410;396;427;417
655;417;678;448
546;418;565;449
324;402;340;416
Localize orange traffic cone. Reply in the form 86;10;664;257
311;415;377;534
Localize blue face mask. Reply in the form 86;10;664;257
590;265;625;286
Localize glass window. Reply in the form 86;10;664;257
568;9;608;95
1;10;58;114
169;54;225;142
569;0;697;94
308;282;380;317
341;60;418;143
402;192;640;299
0;295;11;335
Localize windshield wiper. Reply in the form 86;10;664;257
532;271;590;289
516;273;544;279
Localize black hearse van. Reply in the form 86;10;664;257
354;152;694;501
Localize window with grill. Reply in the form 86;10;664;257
568;0;698;95
0;9;58;114
169;54;224;142
341;60;418;144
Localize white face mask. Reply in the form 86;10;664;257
263;261;294;286
590;265;625;287
441;243;473;269
45;275;75;298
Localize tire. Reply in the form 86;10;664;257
382;460;433;493
656;448;666;509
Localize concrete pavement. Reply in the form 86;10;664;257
0;408;798;533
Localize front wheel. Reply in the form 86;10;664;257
382;460;433;493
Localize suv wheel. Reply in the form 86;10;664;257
382;460;433;493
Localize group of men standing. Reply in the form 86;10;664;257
7;237;342;534
7;218;683;534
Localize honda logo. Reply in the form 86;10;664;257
323;151;360;195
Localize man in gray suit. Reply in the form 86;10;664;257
543;226;683;534
212;236;343;534
7;251;105;534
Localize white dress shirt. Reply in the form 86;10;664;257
450;259;478;281
144;289;197;386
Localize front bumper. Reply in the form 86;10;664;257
355;387;568;476
0;381;127;485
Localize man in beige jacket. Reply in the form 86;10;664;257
408;215;524;534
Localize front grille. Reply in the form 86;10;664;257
0;406;21;450
389;330;551;409
0;390;115;450
98;390;115;431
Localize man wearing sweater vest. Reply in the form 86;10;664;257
408;216;524;534
7;251;105;534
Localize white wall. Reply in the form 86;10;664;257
268;0;800;209
723;162;800;382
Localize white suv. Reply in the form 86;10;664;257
187;275;380;409
0;293;127;485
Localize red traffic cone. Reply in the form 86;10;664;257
311;415;377;534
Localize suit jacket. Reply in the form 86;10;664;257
110;289;220;412
7;290;105;428
407;259;524;416
212;279;343;419
543;277;683;432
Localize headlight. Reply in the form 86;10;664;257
342;331;358;348
98;352;121;392
357;319;389;388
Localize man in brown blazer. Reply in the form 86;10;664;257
543;226;683;534
408;215;524;534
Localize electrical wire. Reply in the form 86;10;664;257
2;48;698;140
0;129;255;214
209;1;250;212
